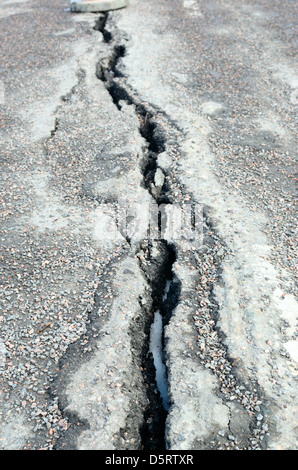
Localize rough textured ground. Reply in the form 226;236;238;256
0;0;297;451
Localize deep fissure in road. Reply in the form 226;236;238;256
95;15;181;449
135;241;180;450
134;110;179;449
94;13;267;451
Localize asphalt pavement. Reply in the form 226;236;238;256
0;0;297;451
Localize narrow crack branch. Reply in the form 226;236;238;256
47;69;85;141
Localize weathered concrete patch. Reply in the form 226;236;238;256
0;413;31;450
62;255;149;450
70;0;129;13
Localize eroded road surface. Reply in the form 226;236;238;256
0;0;297;451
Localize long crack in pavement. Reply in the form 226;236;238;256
89;13;272;450
0;0;297;451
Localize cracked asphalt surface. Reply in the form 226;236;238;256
0;0;297;451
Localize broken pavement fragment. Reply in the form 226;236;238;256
70;0;129;13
